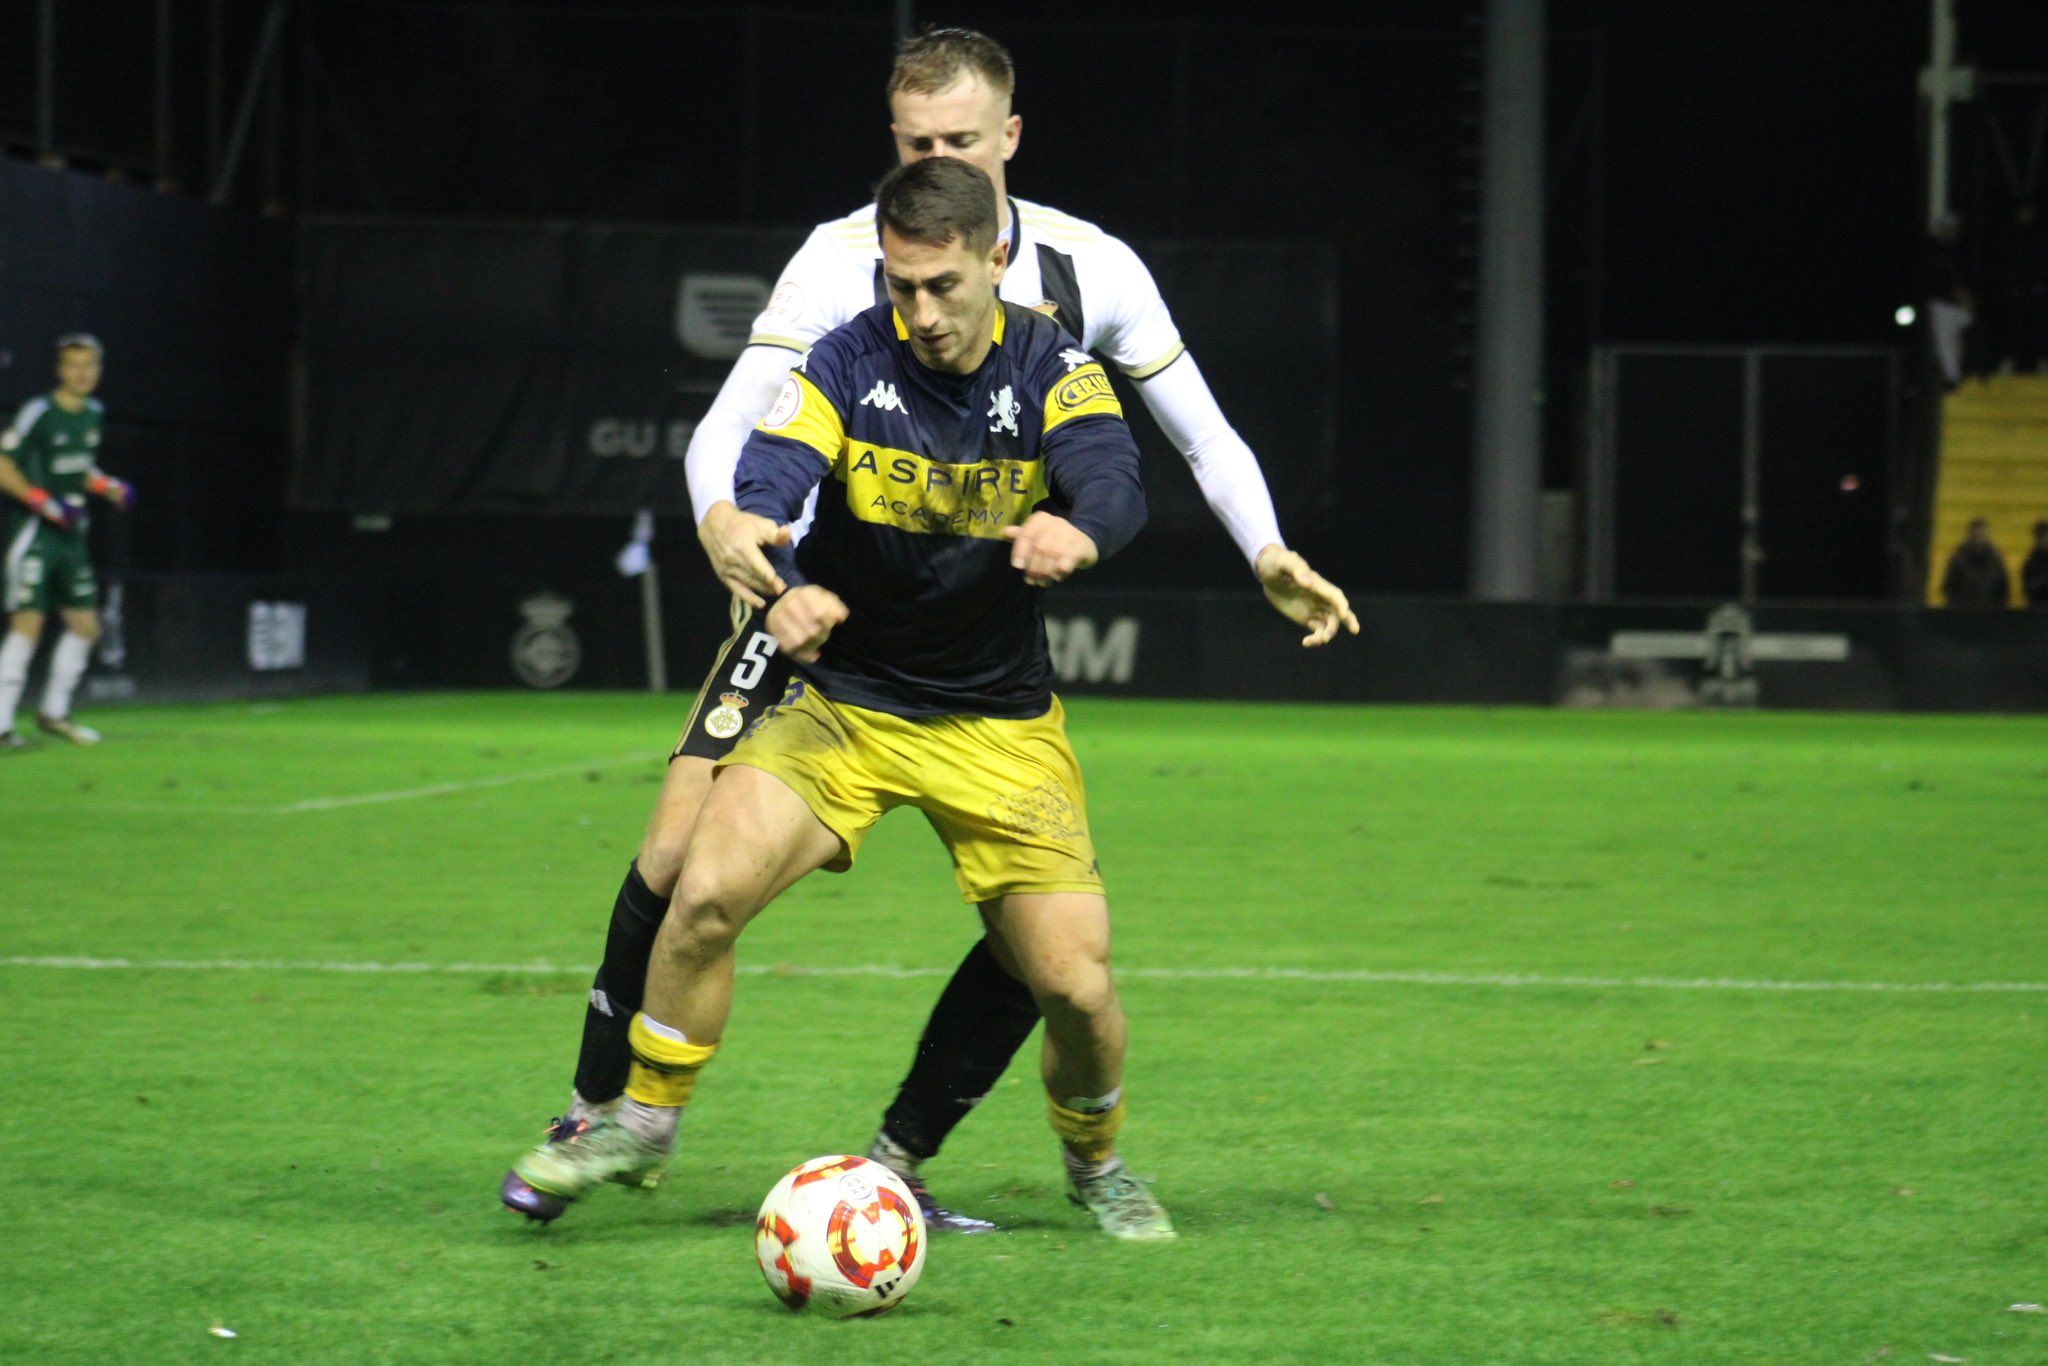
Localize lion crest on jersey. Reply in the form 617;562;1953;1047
987;385;1020;436
704;690;751;740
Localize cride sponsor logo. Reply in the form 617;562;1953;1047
1052;368;1115;411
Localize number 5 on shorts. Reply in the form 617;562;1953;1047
730;632;778;690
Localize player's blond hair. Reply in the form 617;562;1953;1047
887;27;1015;102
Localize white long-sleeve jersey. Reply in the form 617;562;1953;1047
685;196;1283;568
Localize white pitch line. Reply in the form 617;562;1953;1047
268;753;656;813
10;753;662;818
0;956;2042;995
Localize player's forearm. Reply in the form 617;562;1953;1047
1046;437;1147;563
733;439;824;590
1134;353;1285;569
0;455;34;504
685;345;804;523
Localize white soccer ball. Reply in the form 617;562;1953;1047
754;1154;926;1318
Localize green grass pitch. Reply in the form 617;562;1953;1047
2;693;2044;1362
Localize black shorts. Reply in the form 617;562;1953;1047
669;597;797;762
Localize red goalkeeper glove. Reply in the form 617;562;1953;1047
86;473;134;510
22;488;80;531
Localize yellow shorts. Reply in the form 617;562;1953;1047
716;679;1103;904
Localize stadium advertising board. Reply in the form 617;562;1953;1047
80;575;369;704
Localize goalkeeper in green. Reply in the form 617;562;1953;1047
0;334;134;749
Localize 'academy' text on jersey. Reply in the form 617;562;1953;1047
735;301;1145;720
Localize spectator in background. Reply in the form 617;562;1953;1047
1941;517;2010;608
2022;520;2048;609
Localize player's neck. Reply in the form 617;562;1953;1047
50;389;88;414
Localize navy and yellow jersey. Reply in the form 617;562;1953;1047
734;300;1145;720
2;395;103;541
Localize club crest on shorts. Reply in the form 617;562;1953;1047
705;690;751;740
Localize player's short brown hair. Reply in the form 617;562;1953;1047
875;158;998;257
887;27;1015;102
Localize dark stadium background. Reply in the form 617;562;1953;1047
2;0;2042;699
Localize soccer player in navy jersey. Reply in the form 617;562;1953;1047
505;27;1354;1233
511;158;1173;1240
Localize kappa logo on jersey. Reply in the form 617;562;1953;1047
987;385;1020;435
1059;348;1091;373
53;432;68;445
764;378;804;428
861;381;907;413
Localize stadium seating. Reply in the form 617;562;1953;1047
1925;374;2048;604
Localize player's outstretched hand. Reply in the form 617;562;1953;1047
697;500;794;608
1002;511;1099;588
88;474;134;510
765;584;848;664
1255;544;1360;648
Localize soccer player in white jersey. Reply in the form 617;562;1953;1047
501;27;1357;1234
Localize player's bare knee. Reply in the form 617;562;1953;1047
1029;970;1117;1027
664;867;751;961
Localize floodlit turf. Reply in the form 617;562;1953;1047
2;692;2045;1362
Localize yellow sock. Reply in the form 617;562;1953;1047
1047;1094;1126;1163
624;1013;719;1108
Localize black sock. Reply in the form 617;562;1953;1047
571;860;668;1105
881;937;1041;1161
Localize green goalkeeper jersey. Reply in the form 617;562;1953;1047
3;394;103;540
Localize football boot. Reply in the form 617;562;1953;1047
36;714;100;745
863;1134;996;1233
502;1116;670;1222
894;1166;997;1234
1067;1160;1176;1242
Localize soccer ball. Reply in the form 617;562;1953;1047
754;1155;926;1318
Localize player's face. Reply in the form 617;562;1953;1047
56;347;102;398
881;225;1010;374
889;76;1021;205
